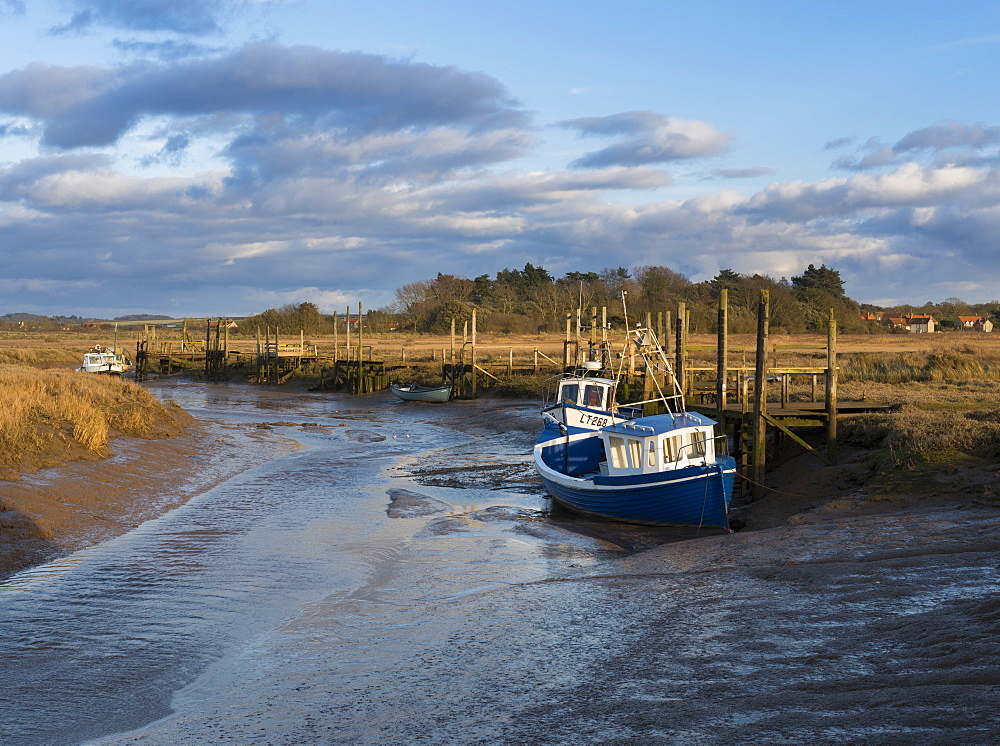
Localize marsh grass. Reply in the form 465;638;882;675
842;343;1000;384
844;405;1000;484
0;364;182;472
0;347;81;366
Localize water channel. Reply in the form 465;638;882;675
3;382;1000;744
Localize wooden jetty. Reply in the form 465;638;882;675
129;301;891;501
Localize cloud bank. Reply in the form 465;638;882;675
0;38;999;316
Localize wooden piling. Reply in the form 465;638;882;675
752;290;770;499
826;309;838;464
564;313;571;368
471;308;478;398
675;302;686;395
345;305;351;363
357;302;363;394
716;288;728;424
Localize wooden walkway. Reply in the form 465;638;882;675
689;400;894;422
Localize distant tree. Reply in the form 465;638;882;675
471;274;493;304
241;302;327;335
791;264;845;296
710;268;742;291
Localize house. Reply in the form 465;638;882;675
880;313;908;330
956;315;994;332
859;312;879;322
204;318;239;330
906;315;936;333
880;313;937;333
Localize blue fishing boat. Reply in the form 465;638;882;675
533;322;736;529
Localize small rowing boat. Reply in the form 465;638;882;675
390;383;452;403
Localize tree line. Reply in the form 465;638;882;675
4;265;999;336
385;263;866;335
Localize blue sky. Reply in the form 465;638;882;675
2;0;1000;317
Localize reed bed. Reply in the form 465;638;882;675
842;348;999;384
0;364;183;472
0;347;82;366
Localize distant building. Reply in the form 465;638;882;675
956;315;994;332
880;313;937;333
906;315;936;333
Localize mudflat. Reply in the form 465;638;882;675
0;416;278;578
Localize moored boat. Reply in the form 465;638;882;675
390;383;452;403
534;410;736;528
76;345;131;375
533;319;736;529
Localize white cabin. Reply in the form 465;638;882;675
597;415;717;476
77;351;126;374
556;376;616;411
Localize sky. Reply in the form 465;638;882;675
2;1;1000;318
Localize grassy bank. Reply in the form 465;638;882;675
0;364;187;478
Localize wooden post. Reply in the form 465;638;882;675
675;302;686;395
508;347;513;377
656;311;663;345
664;310;672;356
471;308;478;398
534;348;539;374
345;305;351;363
333;311;339;361
357;302;363;394
575;307;581;368
752;290;770;499
450;318;456;363
826;309;838;464
601;307;608;368
255;326;261;379
716;288;728;424
564;313;571;368
204;319;211;379
590;306;597;353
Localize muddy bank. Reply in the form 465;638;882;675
0;416;283;579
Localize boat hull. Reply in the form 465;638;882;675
534;445;736;528
390;384;451;403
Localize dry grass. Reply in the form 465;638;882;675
0;364;184;474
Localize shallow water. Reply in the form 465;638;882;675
3;383;1000;744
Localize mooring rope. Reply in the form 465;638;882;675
736;472;820;500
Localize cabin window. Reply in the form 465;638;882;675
647;441;657;468
560;383;579;405
583;384;604;409
608;437;627;468
663;435;681;463
628;439;642;469
689;430;708;459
